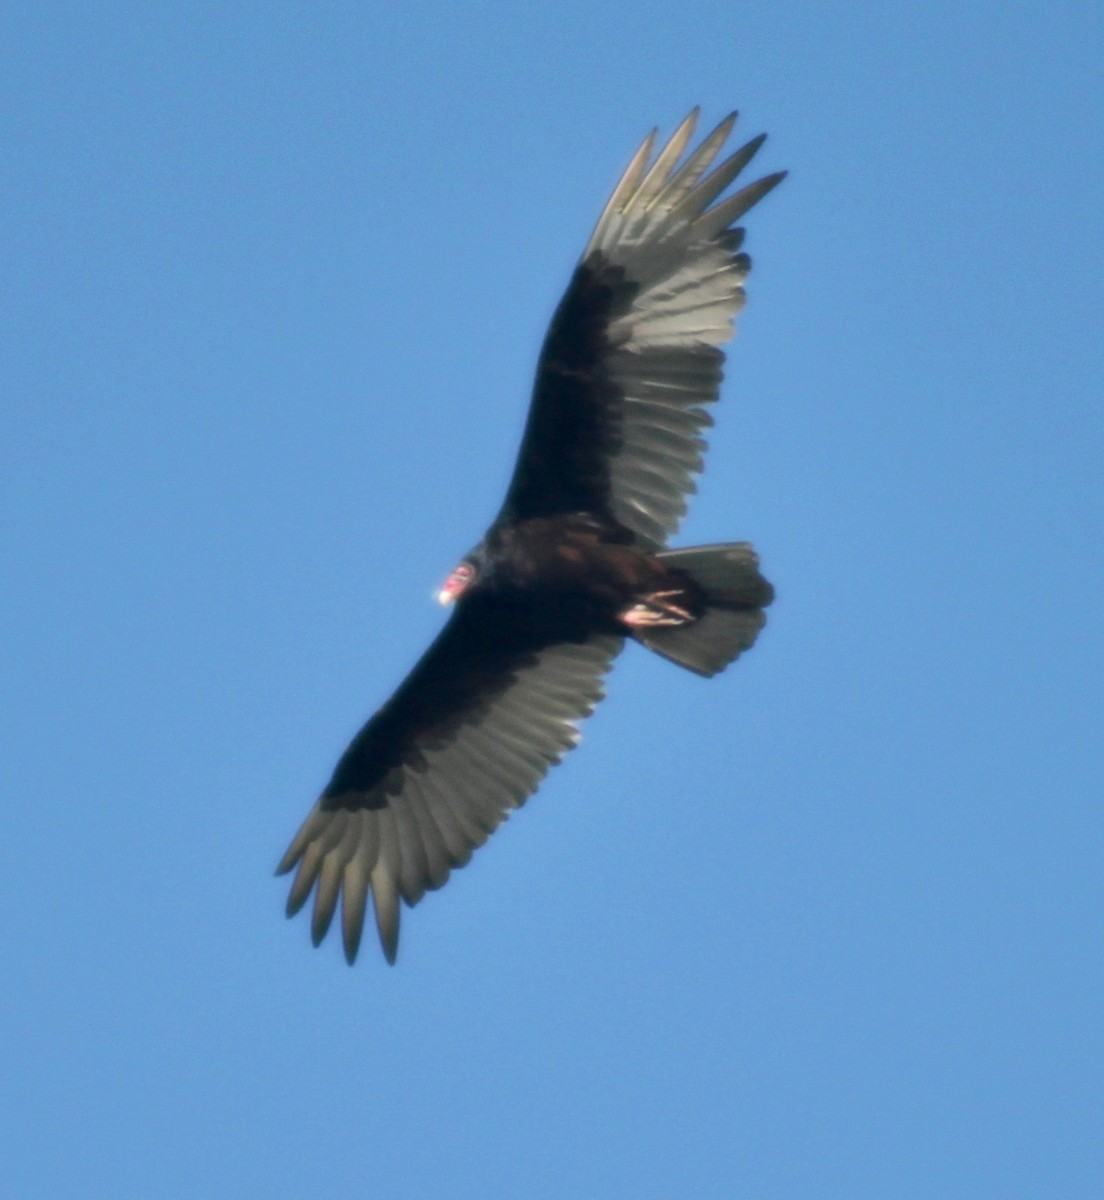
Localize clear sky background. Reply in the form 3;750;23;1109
3;3;1102;1197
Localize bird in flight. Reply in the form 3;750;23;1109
278;109;785;963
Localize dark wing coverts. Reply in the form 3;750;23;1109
500;109;785;547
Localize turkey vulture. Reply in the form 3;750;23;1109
278;109;784;963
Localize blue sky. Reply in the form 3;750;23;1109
3;3;1102;1197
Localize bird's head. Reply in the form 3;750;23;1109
437;557;480;605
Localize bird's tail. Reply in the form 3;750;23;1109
637;542;774;677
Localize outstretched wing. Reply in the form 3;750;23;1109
499;109;785;549
277;607;623;963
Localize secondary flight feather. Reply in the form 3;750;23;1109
278;109;785;963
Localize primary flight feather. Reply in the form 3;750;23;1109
278;109;785;963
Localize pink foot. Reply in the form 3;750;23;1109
619;590;695;629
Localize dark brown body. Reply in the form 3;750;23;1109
476;515;705;638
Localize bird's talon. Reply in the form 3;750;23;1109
619;593;696;629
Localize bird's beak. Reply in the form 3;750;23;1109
437;567;468;606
